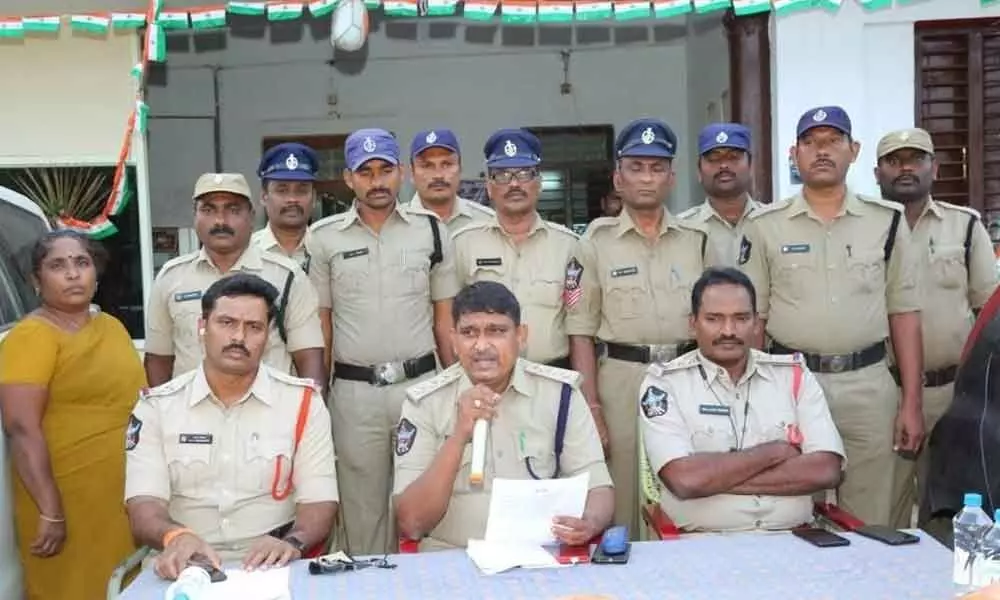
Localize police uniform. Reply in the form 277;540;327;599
124;365;339;562
404;129;495;233
639;350;845;531
880;128;999;528
678;123;761;266
739;106;922;526
452;129;581;367
307;128;461;556
393;360;612;549
564;118;712;536
145;174;324;378
252;143;321;273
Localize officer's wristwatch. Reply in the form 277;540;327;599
282;534;306;554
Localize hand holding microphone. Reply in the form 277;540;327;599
457;385;499;486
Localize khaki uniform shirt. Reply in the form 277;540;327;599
640;349;845;532
145;244;323;377
406;193;495;234
678;197;761;267
124;365;339;560
565;209;711;344
452;214;581;363
393;360;612;548
739;192;922;354
907;199;997;370
252;225;313;275
308;201;461;365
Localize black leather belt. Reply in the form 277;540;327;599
334;353;436;387
605;340;696;365
770;341;885;374
546;356;571;369
890;365;958;388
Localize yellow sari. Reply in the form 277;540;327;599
0;313;145;600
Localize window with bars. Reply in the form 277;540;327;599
915;19;1000;240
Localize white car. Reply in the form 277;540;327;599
0;185;50;600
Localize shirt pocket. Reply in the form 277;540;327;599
399;248;431;297
169;300;203;345
772;251;818;302
845;250;885;296
332;251;370;301
242;436;295;496
529;274;564;308
166;444;213;497
468;260;507;285
518;439;557;480
930;246;966;290
605;275;646;320
690;421;736;454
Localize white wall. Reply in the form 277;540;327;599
147;15;729;227
771;0;1000;201
685;16;730;202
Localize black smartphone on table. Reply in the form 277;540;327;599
792;527;851;548
854;525;920;546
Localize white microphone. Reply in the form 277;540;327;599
470;419;488;485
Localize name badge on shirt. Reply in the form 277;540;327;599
611;266;639;278
476;257;503;267
179;433;214;445
343;247;369;260
780;243;811;254
174;291;202;303
699;404;731;416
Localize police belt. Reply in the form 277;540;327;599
889;364;958;388
770;341;885;374
546;356;571;369
604;340;696;365
334;353;437;387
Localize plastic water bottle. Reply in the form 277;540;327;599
164;566;211;600
954;493;993;595
974;509;1000;589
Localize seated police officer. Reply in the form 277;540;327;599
640;267;845;532
125;274;338;580
393;281;613;550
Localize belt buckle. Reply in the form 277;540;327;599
822;354;849;374
649;344;676;364
373;361;406;387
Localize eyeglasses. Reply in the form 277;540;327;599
488;168;539;184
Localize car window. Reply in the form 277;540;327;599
0;200;44;331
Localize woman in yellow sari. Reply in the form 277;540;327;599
0;230;146;600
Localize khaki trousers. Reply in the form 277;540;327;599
814;361;899;526
598;357;647;539
889;382;954;529
328;372;435;556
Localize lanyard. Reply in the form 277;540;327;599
697;364;750;452
270;386;314;501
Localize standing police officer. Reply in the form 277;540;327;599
739;106;925;526
252;142;320;274
406;128;494;232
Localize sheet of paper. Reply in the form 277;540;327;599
202;566;291;600
466;539;563;575
484;472;589;545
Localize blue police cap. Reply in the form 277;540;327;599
345;128;400;172
699;123;752;155
483;128;542;168
615;118;677;159
258;142;319;181
411;129;461;161
796;105;852;138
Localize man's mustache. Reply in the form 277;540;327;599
366;188;391;199
429;179;451;190
714;170;735;181
504;189;526;200
209;225;235;236
713;336;743;346
893;175;919;185
223;343;250;356
280;205;304;215
812;159;836;169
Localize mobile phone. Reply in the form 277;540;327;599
854;525;920;546
556;543;591;565
189;555;227;582
792;527;850;548
592;542;631;564
592;526;631;564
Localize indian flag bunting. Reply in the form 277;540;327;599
70;14;111;34
0;19;23;38
575;0;612;20
614;1;650;20
692;0;729;12
537;1;573;22
501;0;537;23
111;12;146;29
158;10;190;29
56;216;119;240
267;3;305;20
464;0;497;20
108;168;133;217
227;2;268;15
146;24;166;62
425;0;460;15
652;0;690;19
857;0;892;9
309;0;340;16
813;0;840;9
130;62;145;82
135;101;149;136
190;8;227;29
384;0;419;17
21;16;61;33
363;0;383;9
732;0;769;14
771;0;811;14
148;0;165;21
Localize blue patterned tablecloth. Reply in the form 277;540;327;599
121;530;954;599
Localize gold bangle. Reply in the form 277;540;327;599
39;514;65;523
162;527;194;549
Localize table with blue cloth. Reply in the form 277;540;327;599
121;530;953;599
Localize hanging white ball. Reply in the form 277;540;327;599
331;0;370;52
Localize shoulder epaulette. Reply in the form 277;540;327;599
581;216;618;239
938;201;981;219
405;363;463;404
747;199;792;221
156;252;198;278
465;200;495;216
142;370;197;400
523;361;582;386
310;213;349;233
451;220;492;240
675;219;709;236
402;203;435;219
260;250;302;274
857;194;904;213
646;351;699;377
677;205;701;220
268;367;320;391
543;220;580;240
754;349;804;367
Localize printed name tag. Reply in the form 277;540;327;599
343;248;369;260
179;433;214;445
698;404;731;416
174;291;202;303
476;257;503;267
780;243;811;254
611;266;639;278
